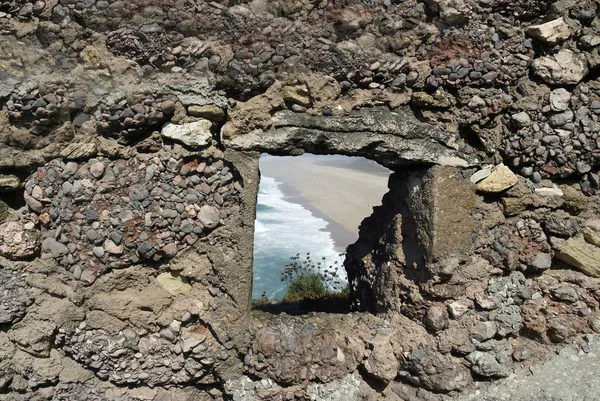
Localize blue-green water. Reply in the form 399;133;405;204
252;176;346;300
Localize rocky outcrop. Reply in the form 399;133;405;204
224;108;477;169
2;0;600;399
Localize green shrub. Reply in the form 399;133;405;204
283;273;326;302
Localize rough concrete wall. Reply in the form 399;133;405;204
2;0;600;400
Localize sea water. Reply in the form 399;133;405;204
252;176;347;300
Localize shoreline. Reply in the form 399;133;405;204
258;154;391;254
276;179;357;254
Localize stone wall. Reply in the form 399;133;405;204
2;0;600;400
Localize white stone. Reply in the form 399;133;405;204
470;165;494;184
448;300;470;319
549;88;571;112
532;49;589;86
534;184;564;198
526;18;571;45
161;120;213;149
511;112;531;128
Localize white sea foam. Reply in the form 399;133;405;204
252;176;347;300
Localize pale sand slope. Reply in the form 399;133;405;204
259;154;391;251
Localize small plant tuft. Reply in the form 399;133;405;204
281;252;346;294
253;252;349;313
283;273;326;302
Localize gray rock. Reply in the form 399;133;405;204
24;191;43;213
89;162;105;179
129;184;150;202
471;321;497;342
529;252;552;271
548;110;574;127
163;209;178;219
85;209;100;222
576;161;592;174
198;205;221;229
93;246;105;258
86;229;99;242
424;305;449;332
511;112;531;128
137;241;153;259
18;2;34;15
470;165;493;184
109;231;123;244
491;305;523;337
223;107;478;169
41;238;69;258
163;243;178;258
550;284;579;303
466;351;510;378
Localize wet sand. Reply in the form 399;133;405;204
259;154;391;252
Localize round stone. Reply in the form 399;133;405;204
89;162;106;179
549;88;570;112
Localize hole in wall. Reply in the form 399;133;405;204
251;153;391;314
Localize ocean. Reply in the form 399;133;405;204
252;175;347;300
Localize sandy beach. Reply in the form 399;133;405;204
259;154;391;252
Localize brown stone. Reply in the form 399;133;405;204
424;305;449;332
60;142;98;160
281;84;312;107
554;237;600;278
583;227;600;247
476;164;518;193
156;272;191;296
187;104;225;122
